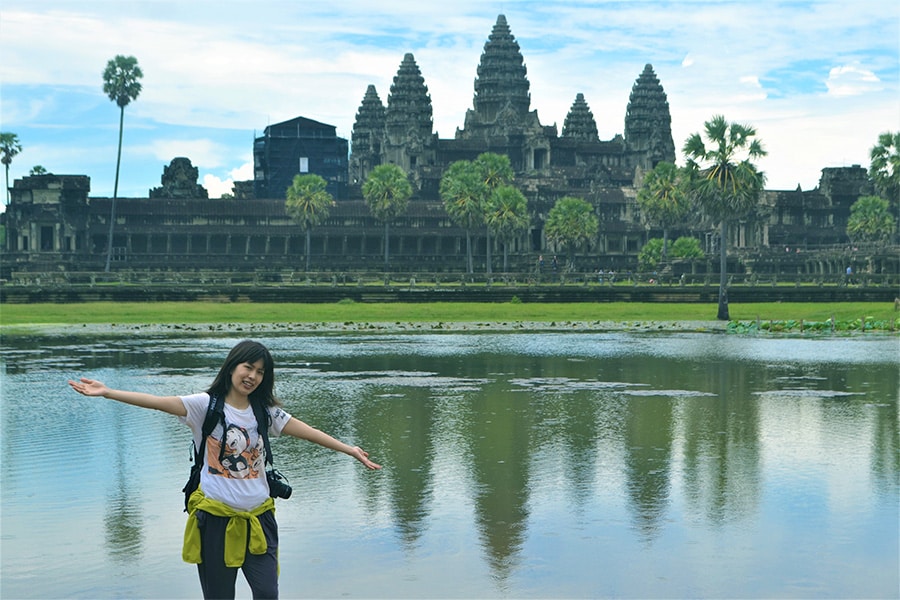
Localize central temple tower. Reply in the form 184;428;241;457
455;14;553;171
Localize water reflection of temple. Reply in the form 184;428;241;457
2;15;893;277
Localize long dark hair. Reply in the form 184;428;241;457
207;340;280;407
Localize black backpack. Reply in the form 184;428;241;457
181;395;283;511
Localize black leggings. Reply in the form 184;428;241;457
196;509;279;600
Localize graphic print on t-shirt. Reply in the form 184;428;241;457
206;423;264;480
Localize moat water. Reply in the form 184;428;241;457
1;331;897;599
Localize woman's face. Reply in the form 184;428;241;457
230;358;265;398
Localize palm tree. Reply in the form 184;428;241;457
484;185;529;272
362;163;412;271
102;55;143;272
440;160;487;274
1;132;22;205
846;195;895;244
869;131;899;237
636;161;690;261
870;131;899;206
29;165;48;176
544;196;599;268
683;115;766;320
474;153;514;274
285;174;334;272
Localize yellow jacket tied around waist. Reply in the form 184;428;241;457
183;488;275;567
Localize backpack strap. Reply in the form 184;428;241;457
194;394;224;463
250;400;274;467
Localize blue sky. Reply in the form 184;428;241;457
1;0;897;205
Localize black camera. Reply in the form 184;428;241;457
266;469;292;499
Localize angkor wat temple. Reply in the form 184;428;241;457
1;15;891;279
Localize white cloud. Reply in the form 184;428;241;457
825;63;882;97
740;75;762;88
203;162;253;198
1;0;898;195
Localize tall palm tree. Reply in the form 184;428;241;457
484;184;529;272
869;131;899;237
285;174;334;272
362;163;412;271
440;160;487;274
544;196;599;267
474;153;513;274
683;114;766;320
870;131;900;206
1;132;23;205
636;161;691;261
102;55;143;272
846;195;895;244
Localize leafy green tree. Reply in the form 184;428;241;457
102;55;143;272
544;196;599;267
29;165;48;176
638;238;667;271
846;195;895;244
1;132;22;205
440;160;487;273
870;131;899;206
286;174;334;272
474;153;514;274
683;114;766;320
671;236;704;259
484;184;529;272
639;235;705;272
362;163;412;271
636;161;691;260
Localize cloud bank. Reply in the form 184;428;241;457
1;0;897;198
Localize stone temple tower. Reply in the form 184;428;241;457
624;64;676;171
458;14;542;139
456;14;551;171
562;93;600;142
349;84;386;185
382;53;435;173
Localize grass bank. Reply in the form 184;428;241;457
1;301;896;327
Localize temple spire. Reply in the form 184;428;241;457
562;93;599;142
624;64;675;168
350;84;386;184
469;14;531;126
383;53;435;172
386;53;433;138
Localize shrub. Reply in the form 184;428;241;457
638;238;666;271
671;236;704;258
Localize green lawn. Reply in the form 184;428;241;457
1;301;896;327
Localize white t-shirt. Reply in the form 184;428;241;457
179;392;292;511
